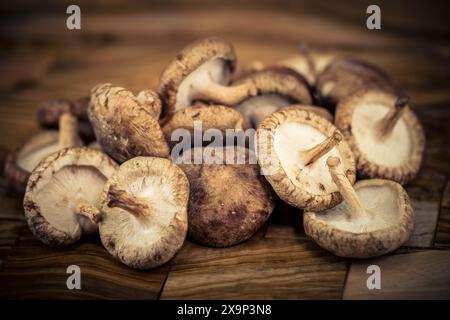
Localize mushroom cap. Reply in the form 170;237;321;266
162;105;250;145
176;146;275;247
256;106;356;211
99;157;189;270
234;68;312;127
316;58;395;107
335;89;425;184
23;147;118;247
280;105;333;123
277;49;338;85
304;179;414;258
88;83;169;163
37;97;94;142
158;37;236;114
5;131;61;193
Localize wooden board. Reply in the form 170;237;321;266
343;250;450;299
161;238;348;300
0;7;449;299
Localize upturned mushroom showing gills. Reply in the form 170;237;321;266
176;146;275;247
88;83;169;163
256;107;355;211
304;157;414;258
233;68;313;127
158;37;257;115
5;113;83;193
23;147;118;246
99;157;189;270
315;57;395;107
335;89;425;184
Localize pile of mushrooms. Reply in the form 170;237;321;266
4;36;426;270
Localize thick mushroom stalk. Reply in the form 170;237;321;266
77;203;102;224
58;113;82;148
375;96;408;141
107;185;153;221
301;131;343;166
327;156;366;221
190;77;257;106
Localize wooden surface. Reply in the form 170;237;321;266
0;6;449;299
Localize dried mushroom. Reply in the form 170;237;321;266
276;46;338;85
256;107;355;211
99;157;189;269
234;68;312;127
315;57;395;107
158;37;257;114
23;147;118;246
176;146;275;247
304;157;414;258
37;96;94;142
162;105;249;146
88;83;169;163
5;113;83;193
335;89;425;184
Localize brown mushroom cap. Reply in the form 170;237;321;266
315;58;395;107
88;83;169;163
256;106;355;211
304;158;414;258
5;114;84;193
234;68;312;127
23;147;118;247
282;105;333;123
335;89;425;184
37;96;94;142
176;146;275;247
99;157;189;270
276;48;338;85
158;37;257;114
162;105;250;146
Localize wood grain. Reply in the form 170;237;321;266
343;250;450;299
161;238;348;300
436;181;450;247
0;230;170;299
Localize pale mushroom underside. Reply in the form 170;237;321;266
273;121;346;195
352;102;412;167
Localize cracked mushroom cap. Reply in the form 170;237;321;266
88;83;169;163
316;57;395;107
304;157;414;258
256;106;355;211
176;146;275;247
162;105;249;146
37;96;94;142
99;157;189;270
335;89;425;184
5;114;83;193
23;147;118;247
158;37;257;114
233;68;313;127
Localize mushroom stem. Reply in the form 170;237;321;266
327;156;366;220
375;96;408;141
58;113;81;148
107;186;151;220
77;203;102;224
301;131;342;166
191;77;257;106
